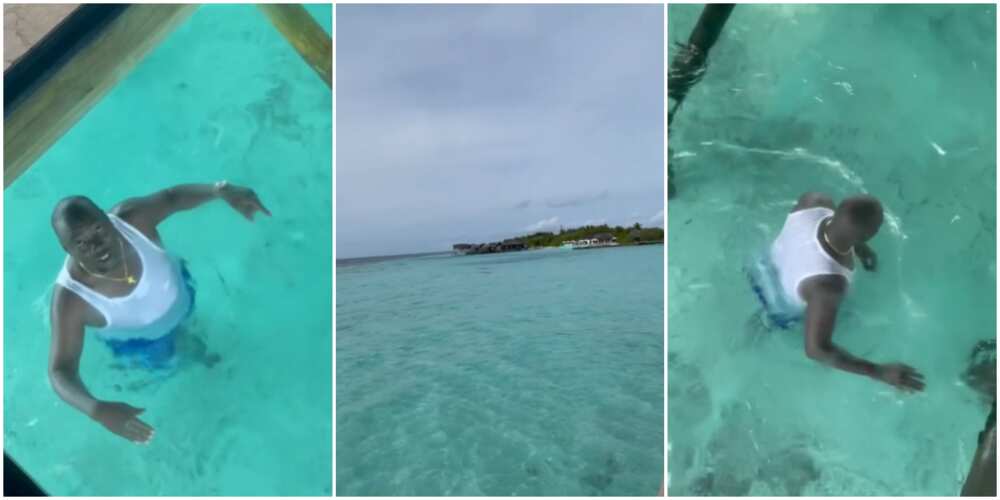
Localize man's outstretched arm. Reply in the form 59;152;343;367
801;276;925;391
48;292;99;418
49;290;154;443
802;279;879;377
112;182;271;228
961;401;996;496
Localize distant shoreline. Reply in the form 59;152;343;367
339;232;665;267
453;225;665;255
336;251;450;267
338;242;665;269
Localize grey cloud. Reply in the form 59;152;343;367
337;5;663;258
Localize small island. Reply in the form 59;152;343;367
453;223;664;255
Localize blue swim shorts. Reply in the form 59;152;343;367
746;255;802;330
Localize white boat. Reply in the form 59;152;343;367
571;234;619;249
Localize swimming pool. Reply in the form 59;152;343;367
668;4;995;495
3;4;331;495
337;246;664;495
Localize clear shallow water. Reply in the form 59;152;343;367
337;246;664;495
668;4;995;496
3;5;331;495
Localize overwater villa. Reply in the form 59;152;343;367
453;239;527;255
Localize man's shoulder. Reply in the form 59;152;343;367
792;192;835;212
109;200;157;236
52;281;103;327
109;199;141;220
51;282;83;313
800;274;849;303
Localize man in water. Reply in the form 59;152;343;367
959;339;996;495
767;192;925;391
48;182;270;444
961;399;996;496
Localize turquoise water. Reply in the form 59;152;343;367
337;246;664;495
668;4;995;495
3;5;331;495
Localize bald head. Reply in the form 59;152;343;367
834;195;883;242
51;196;106;249
52;196;101;231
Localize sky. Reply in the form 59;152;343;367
336;4;664;259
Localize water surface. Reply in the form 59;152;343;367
668;4;995;495
3;5;332;495
337;246;664;495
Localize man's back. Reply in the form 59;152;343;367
771;205;854;308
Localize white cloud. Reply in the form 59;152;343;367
525;216;560;233
649;209;664;225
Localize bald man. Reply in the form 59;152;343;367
48;182;270;443
961;342;996;495
961;399;996;496
765;192;925;392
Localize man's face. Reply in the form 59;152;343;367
62;216;124;274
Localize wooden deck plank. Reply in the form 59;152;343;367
4;4;196;189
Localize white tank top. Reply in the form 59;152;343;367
55;214;191;341
770;207;854;308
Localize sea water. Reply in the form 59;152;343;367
3;4;332;495
668;4;995;495
336;245;664;495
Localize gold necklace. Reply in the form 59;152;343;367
822;218;853;256
79;238;137;284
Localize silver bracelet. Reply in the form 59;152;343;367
213;180;228;195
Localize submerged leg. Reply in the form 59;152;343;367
175;325;222;368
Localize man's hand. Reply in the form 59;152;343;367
875;363;925;392
92;401;154;444
219;184;272;221
855;243;877;271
